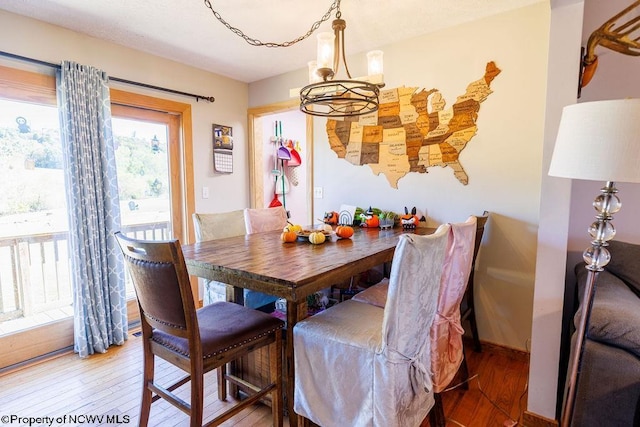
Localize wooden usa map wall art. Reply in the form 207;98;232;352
326;61;501;188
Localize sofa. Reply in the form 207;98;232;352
569;240;640;426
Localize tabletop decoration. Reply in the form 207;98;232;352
284;222;303;233
335;225;354;239
358;206;380;228
400;206;420;229
323;211;339;225
308;231;327;244
281;230;297;243
378;211;396;229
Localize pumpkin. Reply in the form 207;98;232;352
284;223;302;233
308;231;326;245
335;225;354;239
281;231;297;243
322;224;333;233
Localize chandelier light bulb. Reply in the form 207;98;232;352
308;61;321;84
316;32;335;71
367;50;384;76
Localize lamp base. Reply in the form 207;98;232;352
561;181;619;427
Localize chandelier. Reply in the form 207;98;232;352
203;0;384;118
299;4;385;117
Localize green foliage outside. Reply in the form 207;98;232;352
0;123;168;216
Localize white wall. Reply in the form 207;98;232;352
529;0;584;420
251;3;550;352
0;10;251;223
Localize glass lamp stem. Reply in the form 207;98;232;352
562;181;619;427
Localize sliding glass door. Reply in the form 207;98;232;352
0;65;194;368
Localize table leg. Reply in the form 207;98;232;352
229;286;245;398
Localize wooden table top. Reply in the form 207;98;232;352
182;226;435;302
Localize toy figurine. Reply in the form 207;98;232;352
359;207;380;228
323;211;339;225
401;207;420;229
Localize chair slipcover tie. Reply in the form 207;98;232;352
433;313;466;363
387;346;431;394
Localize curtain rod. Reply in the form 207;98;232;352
0;50;215;103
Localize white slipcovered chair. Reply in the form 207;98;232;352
193;210;246;305
293;225;451;427
352;217;477;426
242;206;288;309
243;206;288;234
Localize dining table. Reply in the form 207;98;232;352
181;224;435;426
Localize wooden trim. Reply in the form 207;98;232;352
0;298;140;371
110;88;195;242
522;411;559;427
305;114;314;225
0;318;73;369
110;88;196;299
0;64;56;104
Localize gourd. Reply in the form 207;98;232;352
335;225;354;239
281;231;297;243
308;231;326;244
284;223;302;233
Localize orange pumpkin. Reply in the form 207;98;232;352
281;231;297;243
335;225;354;239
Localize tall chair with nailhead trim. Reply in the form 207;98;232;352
115;232;284;427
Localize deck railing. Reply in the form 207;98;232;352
0;222;169;321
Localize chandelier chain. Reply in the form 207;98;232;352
203;0;341;48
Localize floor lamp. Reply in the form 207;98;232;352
548;98;640;427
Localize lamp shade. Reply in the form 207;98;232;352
548;99;640;183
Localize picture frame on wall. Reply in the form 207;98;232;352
213;124;233;174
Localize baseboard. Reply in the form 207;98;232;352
522;410;558;427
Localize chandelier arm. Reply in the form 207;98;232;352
203;0;340;48
340;26;352;79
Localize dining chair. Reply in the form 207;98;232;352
293;225;451;427
242;206;288;310
114;232;284;427
460;211;489;353
193;210;246;242
352;217;478;427
193;210;246;305
243;206;288;234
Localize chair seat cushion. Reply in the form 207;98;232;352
152;301;283;359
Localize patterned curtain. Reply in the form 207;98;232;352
56;61;127;358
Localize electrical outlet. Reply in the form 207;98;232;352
202;186;209;199
314;187;323;199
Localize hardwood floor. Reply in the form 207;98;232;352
0;334;529;427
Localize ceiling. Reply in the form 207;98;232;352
0;0;543;83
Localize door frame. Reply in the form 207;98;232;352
247;100;314;225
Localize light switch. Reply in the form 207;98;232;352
314;187;323;199
202;186;210;199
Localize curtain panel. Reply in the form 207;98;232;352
56;61;127;358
